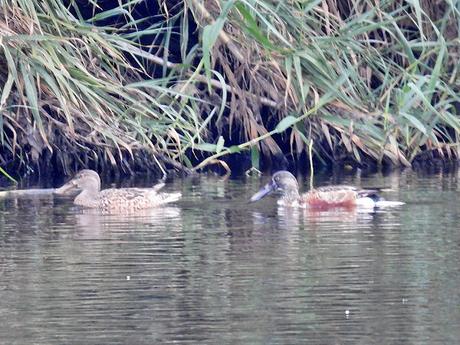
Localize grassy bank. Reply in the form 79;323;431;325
1;0;460;180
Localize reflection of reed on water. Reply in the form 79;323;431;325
0;188;56;199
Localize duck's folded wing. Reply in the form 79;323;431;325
314;185;358;193
98;188;181;210
316;185;381;200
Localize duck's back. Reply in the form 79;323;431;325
97;188;181;213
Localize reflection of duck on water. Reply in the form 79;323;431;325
55;169;181;214
251;206;377;231
250;171;404;209
71;207;183;238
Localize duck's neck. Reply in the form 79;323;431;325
74;188;100;208
280;188;301;204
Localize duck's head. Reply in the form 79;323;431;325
250;171;300;202
54;169;101;195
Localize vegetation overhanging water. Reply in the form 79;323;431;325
1;0;460;182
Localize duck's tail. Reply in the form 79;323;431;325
356;189;404;208
157;192;182;205
152;183;165;192
357;189;381;200
150;183;181;206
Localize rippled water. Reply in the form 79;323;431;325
1;169;460;344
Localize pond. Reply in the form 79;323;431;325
0;168;459;344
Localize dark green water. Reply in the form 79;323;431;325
1;169;459;344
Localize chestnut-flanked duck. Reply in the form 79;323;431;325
250;171;404;209
54;169;181;213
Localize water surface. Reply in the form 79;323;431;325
1;169;459;344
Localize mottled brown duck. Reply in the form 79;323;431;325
55;169;181;213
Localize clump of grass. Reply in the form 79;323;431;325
187;0;460;168
0;0;216;178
